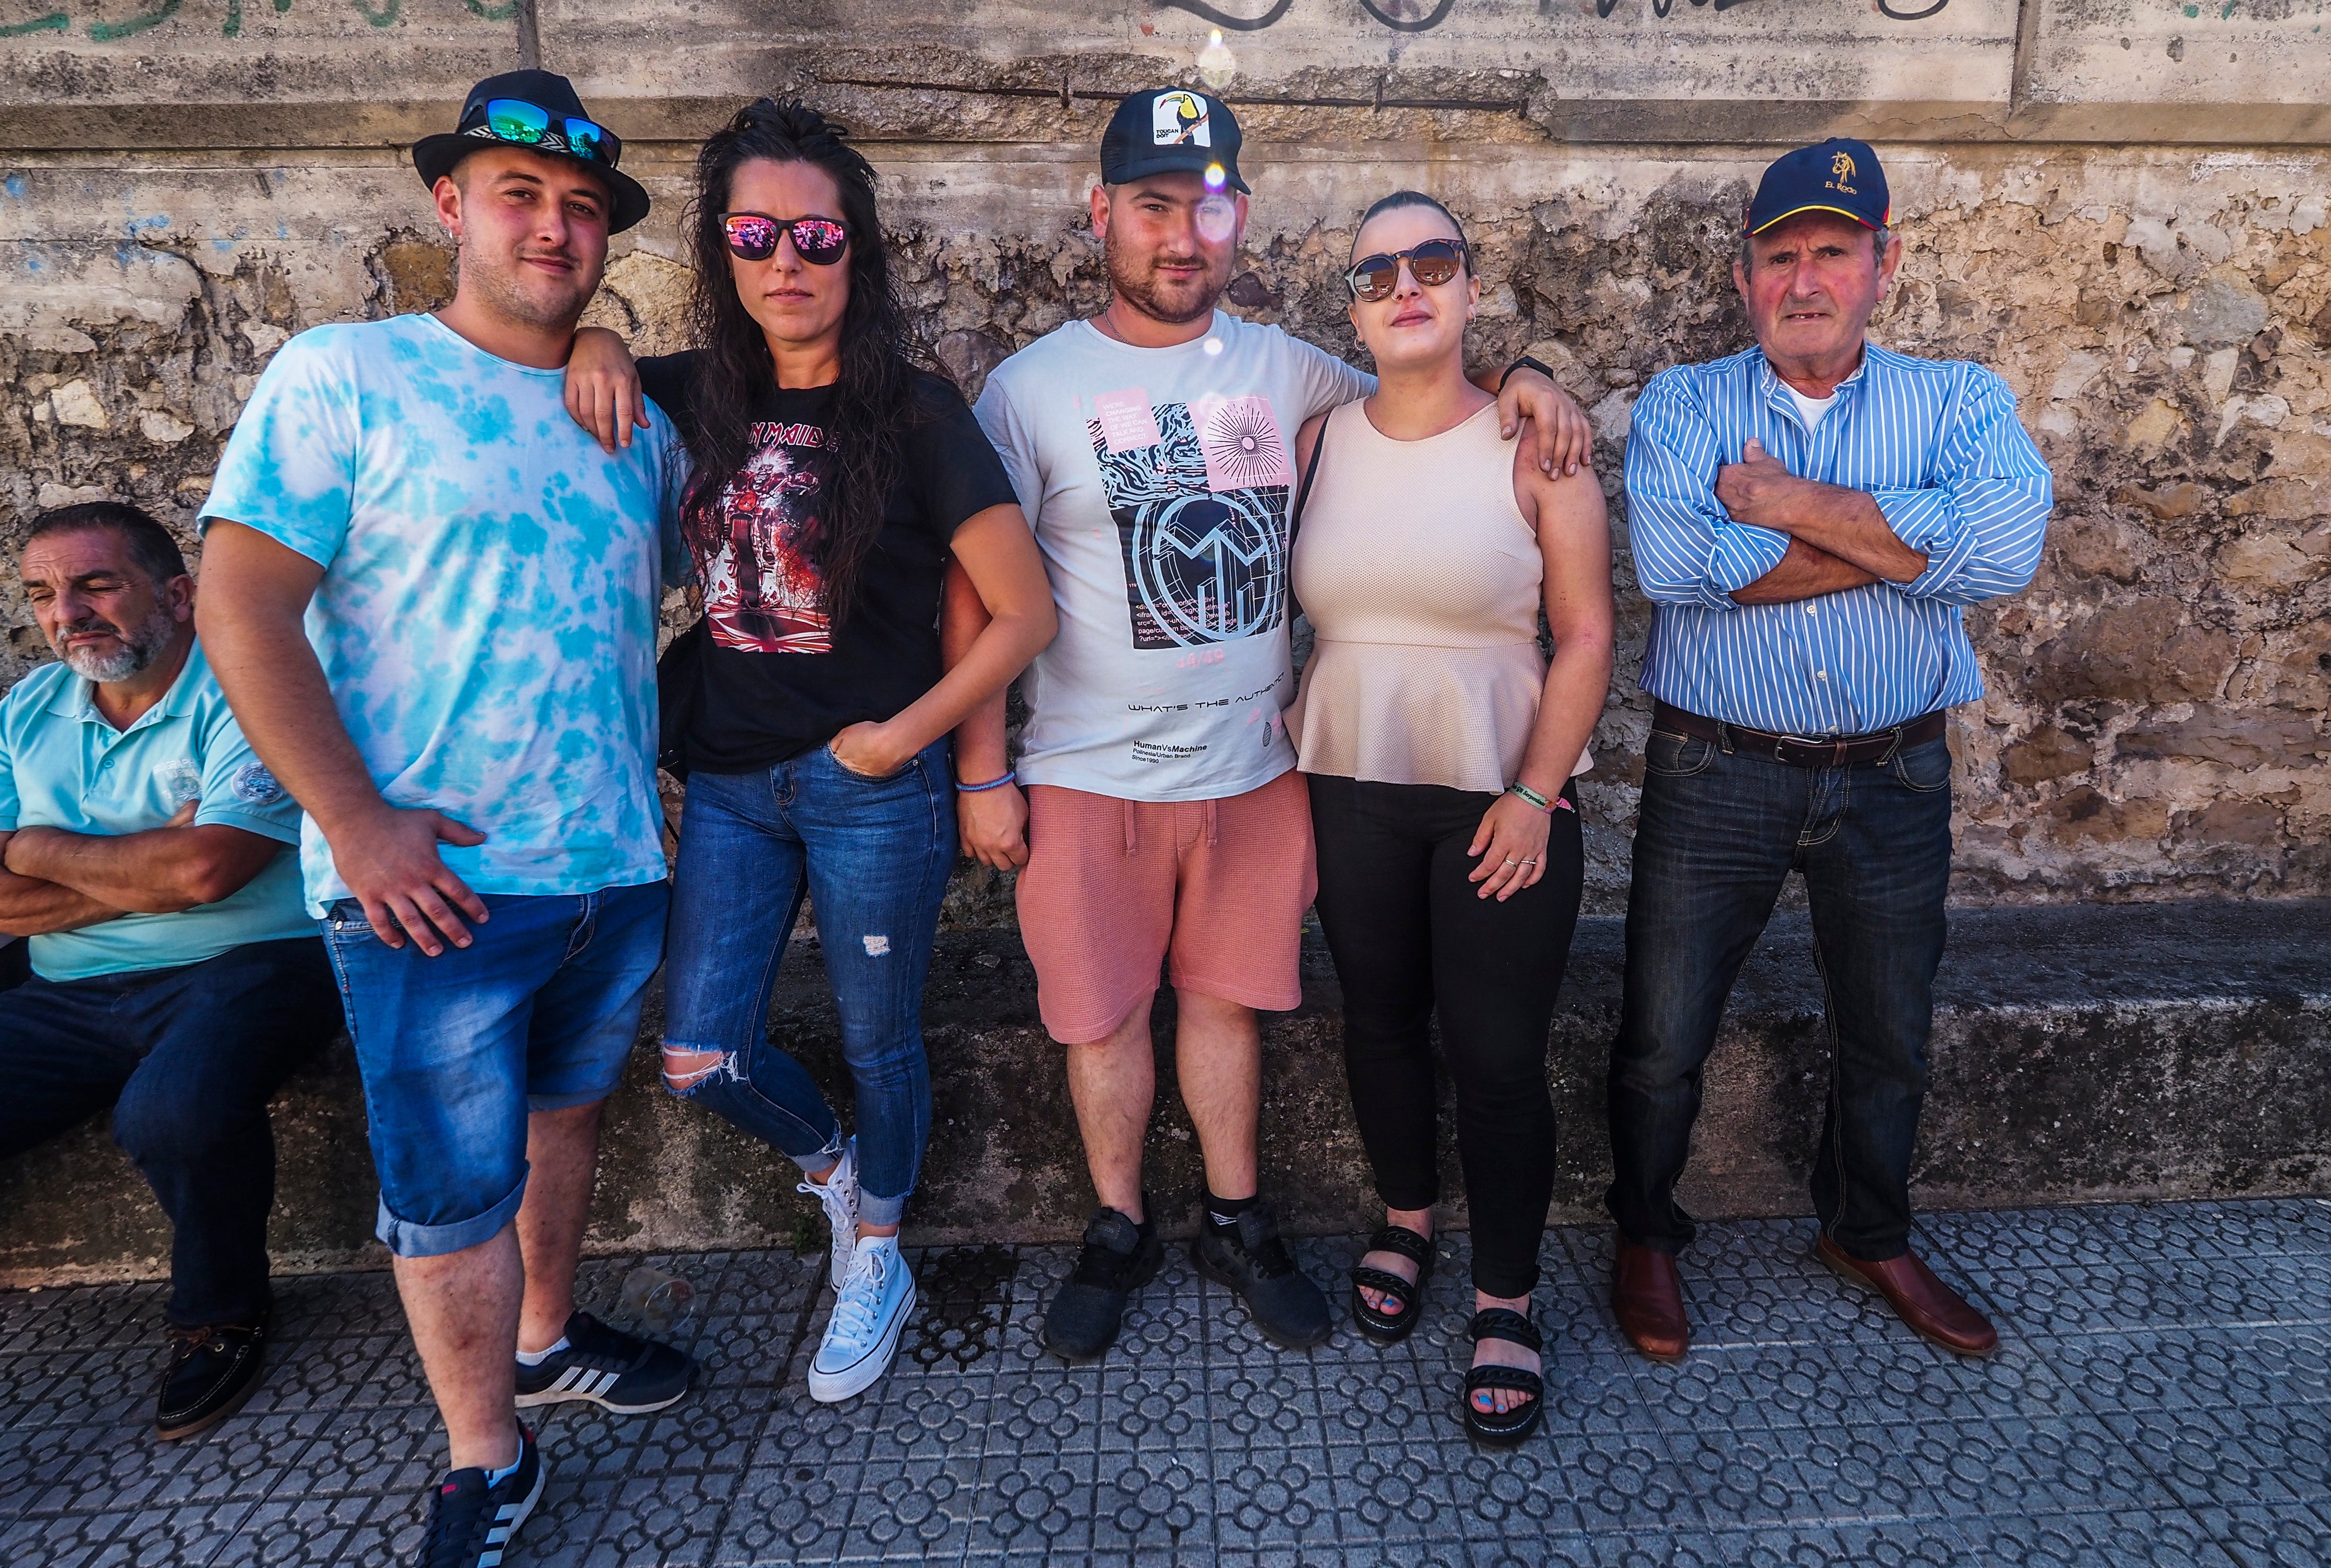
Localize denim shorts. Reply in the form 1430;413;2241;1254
321;880;669;1259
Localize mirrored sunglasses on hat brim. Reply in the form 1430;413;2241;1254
460;98;623;168
720;213;850;265
1345;238;1467;302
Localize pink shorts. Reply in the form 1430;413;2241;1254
1015;770;1317;1044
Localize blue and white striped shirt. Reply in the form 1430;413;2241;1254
1624;342;2051;735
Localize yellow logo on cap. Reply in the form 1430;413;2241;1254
1828;150;1858;195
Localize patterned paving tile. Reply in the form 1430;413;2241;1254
1953;1507;2242;1567
3;1198;2329;1564
206;1491;424;1568
2194;1502;2331;1568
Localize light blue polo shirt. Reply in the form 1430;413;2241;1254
0;639;310;981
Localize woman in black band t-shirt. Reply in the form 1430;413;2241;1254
638;361;1014;775
564;99;1055;1405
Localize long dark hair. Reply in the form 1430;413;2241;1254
681;98;935;627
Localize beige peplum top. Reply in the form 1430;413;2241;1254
1285;398;1591;794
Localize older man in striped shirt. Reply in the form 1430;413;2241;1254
1609;139;2051;1364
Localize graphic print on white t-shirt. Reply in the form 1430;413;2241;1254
972;311;1374;802
1087;389;1293;651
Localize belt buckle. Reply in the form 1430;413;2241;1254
1778;731;1848;765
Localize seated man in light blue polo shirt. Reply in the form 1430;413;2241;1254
0;502;343;1442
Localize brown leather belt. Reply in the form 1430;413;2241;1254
1652;700;1945;769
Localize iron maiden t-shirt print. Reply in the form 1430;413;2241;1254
640;354;1020;773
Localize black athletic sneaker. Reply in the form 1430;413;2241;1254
1042;1202;1164;1362
512;1310;692;1415
1193;1202;1331;1349
416;1424;546;1568
154;1307;270;1441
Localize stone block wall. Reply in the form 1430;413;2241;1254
2;1;2326;917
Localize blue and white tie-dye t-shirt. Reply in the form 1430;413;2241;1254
201;312;687;915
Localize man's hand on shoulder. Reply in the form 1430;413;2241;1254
564;326;648;455
1494;365;1593;478
326;804;490;957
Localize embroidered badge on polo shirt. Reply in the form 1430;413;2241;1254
155;758;203;804
231;761;285;805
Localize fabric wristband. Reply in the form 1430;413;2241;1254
1498;355;1556;393
1507;781;1555;813
956;772;1016;794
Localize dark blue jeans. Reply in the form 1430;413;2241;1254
0;937;342;1325
660;740;955;1228
1606;726;1954;1263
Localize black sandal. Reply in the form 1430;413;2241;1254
1349;1225;1434;1345
1463;1307;1545;1446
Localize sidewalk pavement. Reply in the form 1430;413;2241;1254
3;1197;2327;1566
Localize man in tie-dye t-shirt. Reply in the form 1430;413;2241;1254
197;70;692;1565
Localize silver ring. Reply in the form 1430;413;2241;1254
1502;857;1520;866
1520;857;1538;865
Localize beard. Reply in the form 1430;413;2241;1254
460;243;598;334
1103;226;1231;328
56;609;175;683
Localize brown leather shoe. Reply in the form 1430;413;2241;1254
1816;1233;1999;1357
1612;1241;1689;1364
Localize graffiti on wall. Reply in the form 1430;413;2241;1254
0;0;514;40
2;0;1967;43
1157;0;1952;31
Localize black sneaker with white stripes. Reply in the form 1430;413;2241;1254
416;1423;546;1568
512;1310;692;1415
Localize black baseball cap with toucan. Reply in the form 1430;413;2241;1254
1746;138;1890;236
412;70;651;234
1101;87;1249;194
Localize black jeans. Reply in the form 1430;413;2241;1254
1606;727;1954;1263
0;937;342;1326
1308;774;1585;1299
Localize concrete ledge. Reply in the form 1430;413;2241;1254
2;899;2325;1286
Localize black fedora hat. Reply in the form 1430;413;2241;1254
413;70;650;234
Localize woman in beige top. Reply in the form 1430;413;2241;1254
1288;191;1614;1447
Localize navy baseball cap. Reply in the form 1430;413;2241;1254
1746;138;1890;235
1100;88;1249;194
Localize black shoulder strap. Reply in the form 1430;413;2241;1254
1291;402;1335;550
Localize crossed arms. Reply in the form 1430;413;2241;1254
1625;368;2050;612
1714;445;1923;604
0;808;284;938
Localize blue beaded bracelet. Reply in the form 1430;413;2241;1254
956;772;1016;794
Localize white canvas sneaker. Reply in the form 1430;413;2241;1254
807;1236;915;1404
796;1139;859;1290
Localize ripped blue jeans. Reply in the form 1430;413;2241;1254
660;740;954;1228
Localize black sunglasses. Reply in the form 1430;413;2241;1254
1345;238;1468;302
720;212;849;265
461;98;621;168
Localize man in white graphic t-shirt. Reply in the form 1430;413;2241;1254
953;89;1593;1362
